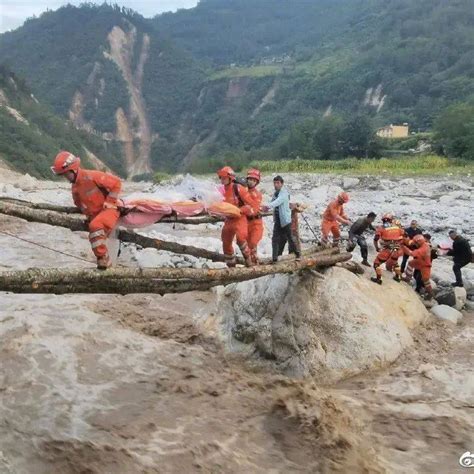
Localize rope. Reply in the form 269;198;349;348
0;230;96;265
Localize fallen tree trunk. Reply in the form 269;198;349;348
0;197;80;214
0;252;351;294
0;198;273;224
0;200;332;264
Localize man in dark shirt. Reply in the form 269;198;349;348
347;212;376;266
401;219;424;272
446;230;472;287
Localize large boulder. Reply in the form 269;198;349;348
431;305;463;324
218;267;429;382
434;285;467;310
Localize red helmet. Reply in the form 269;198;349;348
382;212;394;222
217;166;235;179
412;234;425;245
338;192;349;203
247;168;261;183
51;151;81;175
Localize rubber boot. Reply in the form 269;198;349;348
361;260;371;267
371;277;382;285
393;275;401;282
96;254;112;270
224;253;237;268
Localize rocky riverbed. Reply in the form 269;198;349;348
0;168;473;473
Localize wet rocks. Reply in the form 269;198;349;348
431;305;463;324
218;267;429;381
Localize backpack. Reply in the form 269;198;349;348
234;176;247;187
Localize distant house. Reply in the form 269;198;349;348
376;123;409;138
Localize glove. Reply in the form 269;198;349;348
103;201;118;210
240;205;253;217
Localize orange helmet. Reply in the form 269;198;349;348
217;166;235;179
247;168;261;183
51;151;80;175
412;234;425;245
338;192;349;203
382;212;394;222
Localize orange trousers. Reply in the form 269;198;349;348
88;208;120;258
222;215;250;266
247;218;264;264
374;247;403;278
321;220;340;245
405;260;432;292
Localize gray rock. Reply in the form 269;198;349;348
465;300;474;311
431;305;463;324
454;287;467;310
218;267;428;381
343;177;360;189
434;287;456;307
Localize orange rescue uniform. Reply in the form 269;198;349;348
321;199;347;245
403;241;433;294
246;186;264;264
221;182;253;266
72;169;122;258
373;224;405;279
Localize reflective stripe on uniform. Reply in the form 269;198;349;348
85;188;101;196
91;239;106;249
224;253;236;261
89;229;105;239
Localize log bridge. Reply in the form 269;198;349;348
0;198;352;295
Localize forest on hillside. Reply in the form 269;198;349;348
0;0;472;175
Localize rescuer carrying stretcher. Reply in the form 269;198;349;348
51;151;122;270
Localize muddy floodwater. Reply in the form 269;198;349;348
0;169;473;473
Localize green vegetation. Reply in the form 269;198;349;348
153;172;172;184
210;65;282;80
434;103;474;160
0;65;124;177
250;156;474;175
0;1;473;172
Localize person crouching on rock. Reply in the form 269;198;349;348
245;168;264;265
263;175;301;263
217;166;253;268
402;234;433;300
346;212;376;266
51;151;122;270
321;192;350;248
371;213;404;285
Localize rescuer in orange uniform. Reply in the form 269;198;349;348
371;213;405;284
402;234;433;299
321;192;350;247
51;151;122;270
217;166;254;267
246;168;264;265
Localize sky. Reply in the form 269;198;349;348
0;0;199;33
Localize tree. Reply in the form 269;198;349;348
434;103;474;159
341;114;379;158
